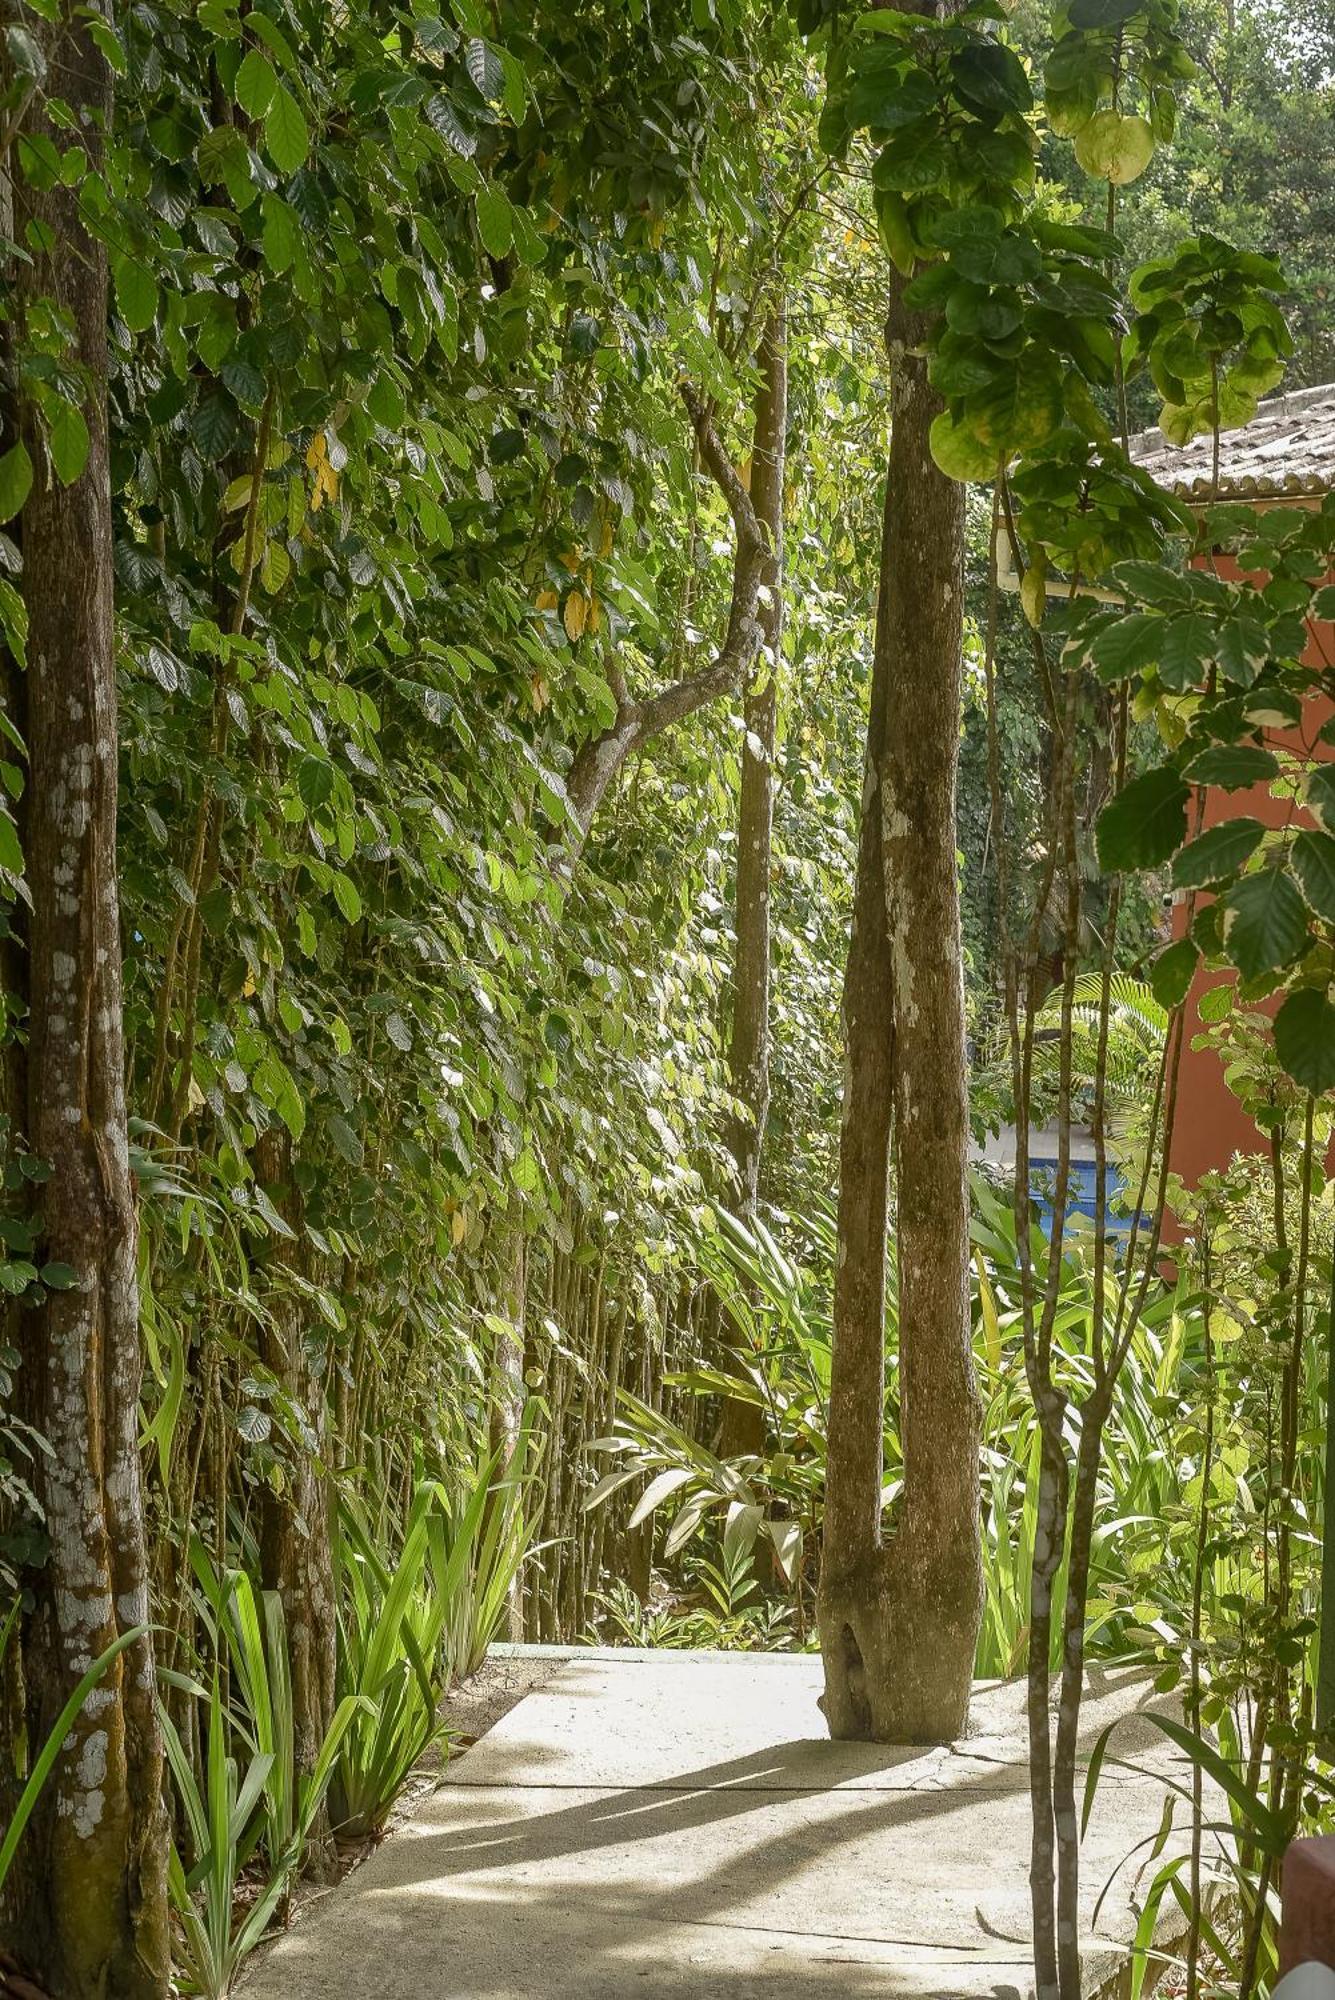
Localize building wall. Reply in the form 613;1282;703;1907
1167;545;1334;1199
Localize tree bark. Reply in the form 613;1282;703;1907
817;276;983;1745
725;301;786;1213
2;13;171;1990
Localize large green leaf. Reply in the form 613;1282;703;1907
1292;828;1335;921
0;443;32;523
1171;817;1264;889
47;395;90;485
265;84;309;173
113;254;158;333
476;187;513;259
1149;937;1197;1009
1307;765;1335;831
1156;612;1216;692
1089;612;1164;681
1273;987;1335;1096
1096;768;1189;872
235;47;277;118
1221;867;1308;979
1182;744;1279;790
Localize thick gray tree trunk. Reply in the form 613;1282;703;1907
817;278;983;1745
2;12;171;1989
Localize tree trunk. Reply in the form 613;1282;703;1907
2;14;171;1990
718;303;786;1463
254;1130;336;1819
725;300;785;1213
817;278;982;1745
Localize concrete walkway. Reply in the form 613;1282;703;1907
244;1650;1197;1999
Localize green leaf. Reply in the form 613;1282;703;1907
235;47;277;119
1171;818;1264;889
112;254;158;333
0;443;33;523
260;193;300;273
948;41;1032;117
1182;744;1278;790
464;37;504;102
1306;765;1335;831
1221;867;1308;979
1157;612;1216;692
1109;561;1192;609
1273;987;1335;1097
0;810;22;874
264;84;308;174
1069;0;1144;22
475;187;513;259
1088;612;1164;681
190;394;238;462
327;1113;363;1166
1096;768;1189;872
296;754;334;811
1215;615;1270;686
331;874;361;924
1292;829;1335;921
968;348;1065;455
1150;937;1198;1010
928;409;996;482
46;396;89;485
252;1052;305;1140
425;93;475;157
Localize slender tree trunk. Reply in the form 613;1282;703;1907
726;299;786;1213
818;277;982;1744
254;1130;336;1823
2;14;171;1990
717;303;786;1463
488;1224;527;1640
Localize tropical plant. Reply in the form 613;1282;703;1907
160;1671;355;2000
327;1482;457;1842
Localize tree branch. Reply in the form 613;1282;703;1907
563;379;767;839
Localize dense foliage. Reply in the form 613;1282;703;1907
0;0;1332;1995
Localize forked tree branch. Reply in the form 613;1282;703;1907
563;379;767;842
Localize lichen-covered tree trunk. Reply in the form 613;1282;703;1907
726;299;786;1213
3;12;171;1989
817;278;983;1745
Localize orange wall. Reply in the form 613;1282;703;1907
1167;548;1334;1198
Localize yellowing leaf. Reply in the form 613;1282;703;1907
1074;110;1155;187
1020;555;1047;629
451;1208;467;1246
305;430;328;471
563;590;587;641
534;587;559;611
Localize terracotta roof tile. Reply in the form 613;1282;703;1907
1126;381;1335;499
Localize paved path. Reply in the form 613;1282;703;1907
244;1650;1195;1999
